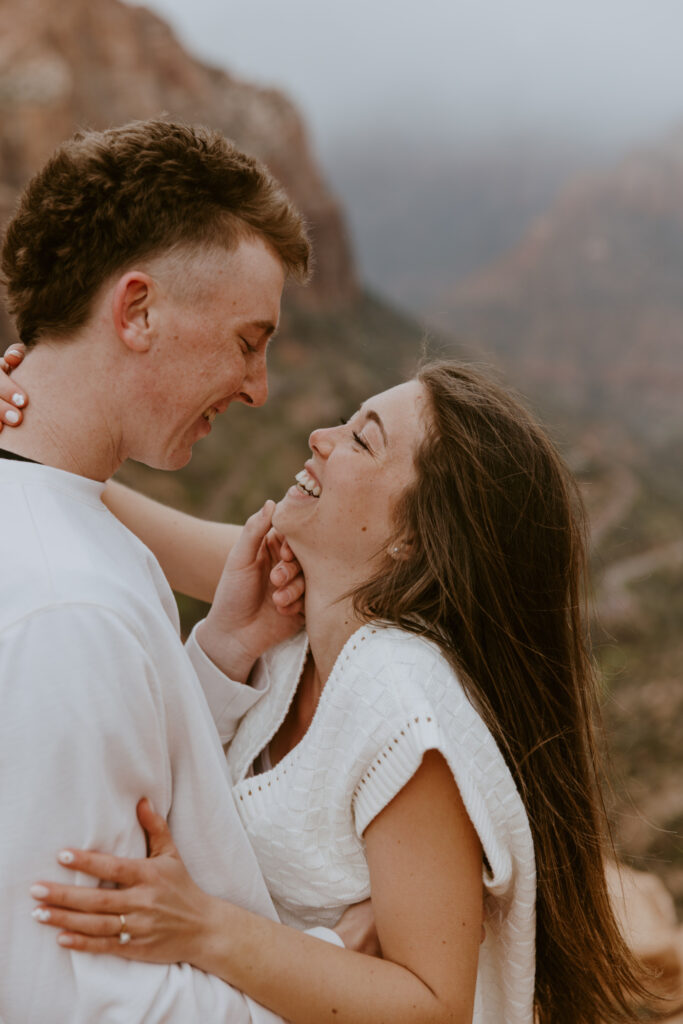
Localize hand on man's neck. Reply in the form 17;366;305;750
2;335;126;482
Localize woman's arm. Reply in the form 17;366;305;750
32;751;483;1024
102;480;241;602
198;750;483;1024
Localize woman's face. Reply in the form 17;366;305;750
273;379;427;584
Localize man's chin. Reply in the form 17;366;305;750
138;447;194;472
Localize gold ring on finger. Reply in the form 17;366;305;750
118;913;131;945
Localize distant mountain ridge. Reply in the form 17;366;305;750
441;127;683;441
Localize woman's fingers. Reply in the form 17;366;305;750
32;904;124;937
137;798;175;858
30;877;131;913
57;932;134;956
0;388;27;430
2;345;26;367
0;346;28;431
54;847;144;886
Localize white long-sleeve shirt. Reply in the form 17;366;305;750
0;459;288;1024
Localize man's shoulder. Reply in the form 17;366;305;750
0;464;175;634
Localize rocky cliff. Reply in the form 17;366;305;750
0;0;357;344
442;127;683;441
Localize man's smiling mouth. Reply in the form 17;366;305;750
202;407;217;424
295;468;321;497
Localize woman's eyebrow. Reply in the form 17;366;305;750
363;409;388;446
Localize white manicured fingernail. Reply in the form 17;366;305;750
57;850;75;865
12;393;25;408
32;908;51;922
30;884;49;899
6;348;23;359
4;409;20;424
58;934;74;947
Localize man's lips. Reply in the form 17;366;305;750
202;397;232;423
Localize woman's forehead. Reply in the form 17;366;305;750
361;379;423;414
360;380;427;439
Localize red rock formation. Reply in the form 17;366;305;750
607;862;683;1019
0;0;357;340
442;129;683;440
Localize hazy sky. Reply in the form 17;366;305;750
138;0;683;156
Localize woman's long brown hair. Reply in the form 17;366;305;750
353;361;653;1023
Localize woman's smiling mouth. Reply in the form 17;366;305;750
295;468;321;497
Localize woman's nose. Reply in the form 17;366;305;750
309;426;335;458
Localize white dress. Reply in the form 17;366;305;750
205;623;537;1024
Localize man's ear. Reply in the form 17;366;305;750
112;272;155;352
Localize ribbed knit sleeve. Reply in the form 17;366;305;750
344;631;523;901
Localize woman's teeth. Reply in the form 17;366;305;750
295;469;321;497
202;407;217;424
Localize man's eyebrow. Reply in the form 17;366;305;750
363;409;388;446
246;319;278;338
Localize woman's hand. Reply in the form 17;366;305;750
30;799;216;963
196;501;304;681
0;343;27;430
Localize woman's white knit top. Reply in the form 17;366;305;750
225;624;536;1024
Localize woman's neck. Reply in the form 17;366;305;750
302;580;364;687
268;584;363;767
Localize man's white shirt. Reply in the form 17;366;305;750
0;459;301;1023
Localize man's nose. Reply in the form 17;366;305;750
239;355;268;407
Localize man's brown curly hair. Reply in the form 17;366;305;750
1;119;311;346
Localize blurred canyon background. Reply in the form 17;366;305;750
1;0;682;1003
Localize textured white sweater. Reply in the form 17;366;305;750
205;625;537;1024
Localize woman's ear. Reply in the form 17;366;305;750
387;537;414;561
111;271;155;353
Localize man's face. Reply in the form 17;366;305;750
131;236;285;470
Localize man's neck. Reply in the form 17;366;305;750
1;339;125;481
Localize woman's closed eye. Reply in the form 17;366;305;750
339;417;372;454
